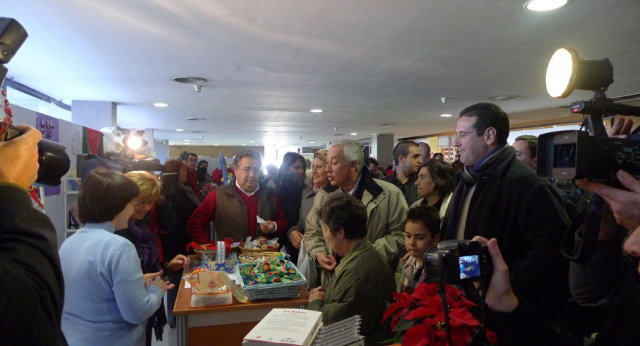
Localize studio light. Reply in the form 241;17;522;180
124;136;146;151
546;48;613;98
524;0;567;12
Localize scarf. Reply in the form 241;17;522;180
444;144;508;240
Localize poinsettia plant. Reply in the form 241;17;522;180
382;282;497;346
200;182;217;197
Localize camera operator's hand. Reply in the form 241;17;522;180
0;125;41;189
608;117;634;138
577;169;640;232
472;236;519;313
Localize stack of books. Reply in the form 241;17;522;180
243;309;322;346
312;315;363;346
243;309;364;346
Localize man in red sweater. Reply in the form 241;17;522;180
186;150;287;243
182;152;205;201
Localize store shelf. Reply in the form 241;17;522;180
63;177;81;240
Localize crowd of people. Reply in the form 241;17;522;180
3;102;640;345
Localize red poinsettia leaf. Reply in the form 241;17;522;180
402;323;432;346
451;326;473;346
411;282;438;302
418;296;445;314
383;301;406;322
448;307;479;327
404;305;440;320
392;291;414;307
444;284;464;299
451;294;477;309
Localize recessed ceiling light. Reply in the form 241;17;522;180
249;140;255;143
267;131;276;135
310;109;323;113
350;132;358;136
153;102;169;108
524;0;567;11
309;141;315;144
490;95;523;101
172;77;207;84
175;128;184;132
440;114;453;117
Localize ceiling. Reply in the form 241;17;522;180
4;0;640;147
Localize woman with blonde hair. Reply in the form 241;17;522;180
117;171;189;345
288;150;335;287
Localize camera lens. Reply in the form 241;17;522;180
36;139;70;187
554;144;576;168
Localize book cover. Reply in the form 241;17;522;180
243;308;322;346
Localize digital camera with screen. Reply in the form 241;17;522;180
423;240;493;285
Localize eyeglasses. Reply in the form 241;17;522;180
454;130;476;139
240;167;262;174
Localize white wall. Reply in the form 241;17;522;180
12;104;83;247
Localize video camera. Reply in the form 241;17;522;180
537;48;640;186
423;240;493;285
0;17;70;187
537;48;640;264
537;97;640;186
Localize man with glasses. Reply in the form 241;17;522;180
186;150;287;243
442;103;571;324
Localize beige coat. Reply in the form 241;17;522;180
304;171;408;286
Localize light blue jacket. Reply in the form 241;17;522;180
59;222;163;346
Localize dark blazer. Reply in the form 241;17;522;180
0;185;68;345
443;146;571;321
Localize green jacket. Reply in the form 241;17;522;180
304;169;408;266
307;239;394;341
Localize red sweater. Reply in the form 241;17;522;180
186;184;287;244
186;168;204;201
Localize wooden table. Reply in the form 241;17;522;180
173;278;309;346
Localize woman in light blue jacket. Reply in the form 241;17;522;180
60;168;171;346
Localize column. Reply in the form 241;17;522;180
370;133;394;169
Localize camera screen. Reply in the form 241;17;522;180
459;255;481;279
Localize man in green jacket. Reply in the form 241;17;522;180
304;139;408;287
